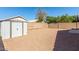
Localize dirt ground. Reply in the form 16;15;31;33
2;26;79;51
3;28;58;51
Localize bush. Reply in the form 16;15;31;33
46;14;75;24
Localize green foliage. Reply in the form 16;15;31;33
59;14;75;23
46;16;58;23
36;14;44;22
46;14;76;24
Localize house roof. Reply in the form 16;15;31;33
0;16;27;22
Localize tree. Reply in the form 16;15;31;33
56;14;75;23
58;14;68;22
46;16;58;24
45;14;75;24
36;8;47;22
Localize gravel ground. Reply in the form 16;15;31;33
3;28;58;51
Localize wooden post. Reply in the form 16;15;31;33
10;21;12;38
58;22;59;29
22;22;24;36
0;22;1;37
76;15;78;29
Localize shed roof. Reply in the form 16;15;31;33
0;16;27;22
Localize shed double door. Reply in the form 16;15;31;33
12;22;22;38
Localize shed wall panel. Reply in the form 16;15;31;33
24;23;27;35
1;21;10;39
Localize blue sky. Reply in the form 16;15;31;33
0;7;79;21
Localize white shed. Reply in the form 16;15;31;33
0;16;27;39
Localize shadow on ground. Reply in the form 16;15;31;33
53;30;79;51
0;36;5;51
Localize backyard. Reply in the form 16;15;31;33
0;23;79;51
3;28;58;51
0;7;79;51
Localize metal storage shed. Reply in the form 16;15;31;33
0;16;27;39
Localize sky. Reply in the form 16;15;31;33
0;7;79;21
